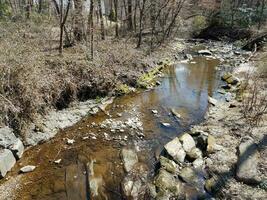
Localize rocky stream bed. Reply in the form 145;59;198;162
0;41;266;200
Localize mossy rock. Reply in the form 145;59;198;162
137;63;168;89
115;84;132;95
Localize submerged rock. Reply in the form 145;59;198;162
236;138;261;184
155;169;183;197
164;137;186;163
198;50;212;56
20;165;36;173
121;148;138;173
0;149;16;178
122;163;148;200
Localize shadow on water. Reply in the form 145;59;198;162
8;57;223;200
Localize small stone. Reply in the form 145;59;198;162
54;159;62;164
66;138;75;145
152;110;158;114
207;135;222;154
159;156;178;174
162;123;171;127
179;133;196;152
187;147;203;160
193;158;204;169
208;97;217;106
198;50;212;56
171;108;181;118
20;165;36;173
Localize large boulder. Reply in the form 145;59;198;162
0;127;17;148
0;127;24;160
179;133;196;152
0;149;16;178
164;137;186;163
121;148;138;173
236;138;261;184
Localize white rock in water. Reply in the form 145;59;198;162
152;110;158;114
162;123;171;127
0;149;16;178
66;138;75;145
198;50;212;56
20;165;36;173
164;137;186;163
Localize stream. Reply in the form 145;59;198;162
9;56;222;200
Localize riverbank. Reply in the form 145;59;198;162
150;48;267;199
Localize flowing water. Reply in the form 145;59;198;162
8;56;221;200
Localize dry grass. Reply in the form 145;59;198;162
0;19;175;135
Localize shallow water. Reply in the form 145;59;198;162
8;56;221;200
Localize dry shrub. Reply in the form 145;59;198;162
242;73;267;128
0;20;170;134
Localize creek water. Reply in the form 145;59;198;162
9;56;221;200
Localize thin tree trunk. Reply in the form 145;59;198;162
114;0;119;37
89;0;95;60
98;0;105;40
59;0;64;54
127;0;133;30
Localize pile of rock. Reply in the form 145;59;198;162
150;130;223;199
0;127;24;178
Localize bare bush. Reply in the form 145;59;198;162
242;73;267;128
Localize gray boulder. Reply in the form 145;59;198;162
0;127;17;148
164;137;186;163
0;127;24;160
0;149;16;178
236;138;261;184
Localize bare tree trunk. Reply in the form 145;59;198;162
26;0;31;19
59;0;64;54
89;0;95;60
98;0;105;40
73;0;84;42
38;0;42;13
127;0;133;30
114;0;119;37
137;0;146;48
